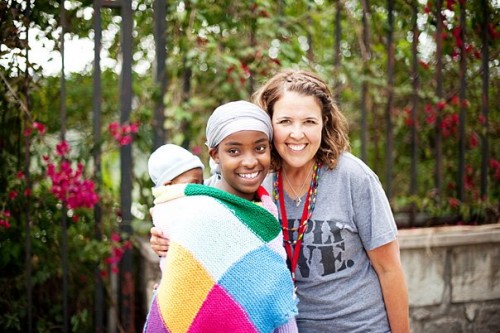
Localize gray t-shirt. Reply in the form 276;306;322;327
263;152;397;333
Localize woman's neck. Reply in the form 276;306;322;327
282;161;316;185
281;161;316;200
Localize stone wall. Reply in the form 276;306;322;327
138;223;500;332
399;224;500;333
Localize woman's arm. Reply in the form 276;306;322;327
150;226;170;256
367;239;410;333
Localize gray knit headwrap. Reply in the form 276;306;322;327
205;101;273;148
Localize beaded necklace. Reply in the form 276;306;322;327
273;163;321;281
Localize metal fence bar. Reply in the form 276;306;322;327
480;0;490;198
59;0;69;331
153;0;167;150
333;1;342;102
23;120;33;333
92;1;104;332
360;0;370;163
434;0;444;198
409;0;420;227
457;1;467;201
385;0;395;199
118;0;135;331
23;3;33;331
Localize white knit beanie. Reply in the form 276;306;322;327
148;144;204;187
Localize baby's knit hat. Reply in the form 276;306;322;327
148;144;204;187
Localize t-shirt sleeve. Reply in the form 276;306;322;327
352;170;398;251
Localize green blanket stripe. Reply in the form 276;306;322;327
184;184;280;242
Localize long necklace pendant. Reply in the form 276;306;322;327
295;197;302;207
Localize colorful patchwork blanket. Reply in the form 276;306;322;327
143;184;297;333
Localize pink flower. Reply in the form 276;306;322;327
450;95;460;106
0;210;11;229
46;159;99;209
436;100;447;111
441;113;459;138
448;197;461;208
489;23;500;39
453;27;463;48
0;219;10;229
56;141;70;157
128;122;139;133
123;240;132;250
111;232;121;242
105;237;131;275
23;128;33;137
8;191;17;200
423;3;431;14
108;121;140;146
113;247;124;258
108;122;120;136
490;159;500;170
464;165;476;191
192;146;202;155
469;132;479;149
241;62;251;78
33;122;46;135
119;136;132;146
122;123;139;135
478;115;486;125
403;108;416;127
490;159;500;181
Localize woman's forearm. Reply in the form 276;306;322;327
379;268;410;333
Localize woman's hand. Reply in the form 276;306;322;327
150;226;169;257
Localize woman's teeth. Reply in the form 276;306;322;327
288;144;306;151
239;172;259;179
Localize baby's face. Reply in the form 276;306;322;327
170;167;204;185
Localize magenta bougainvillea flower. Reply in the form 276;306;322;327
108;121;140;146
103;232;133;275
56;140;70;157
0;210;11;229
33;122;46;135
45;140;99;210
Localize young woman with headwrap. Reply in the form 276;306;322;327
151;71;410;333
143;101;298;333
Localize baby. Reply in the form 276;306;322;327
148;143;204;187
